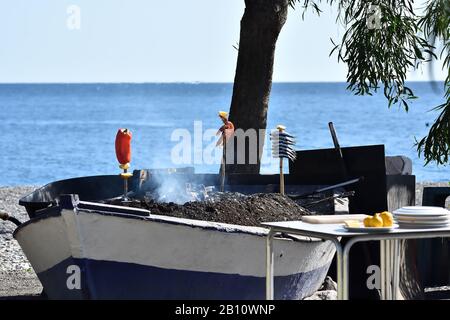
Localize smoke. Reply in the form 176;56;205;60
146;169;214;205
150;172;192;204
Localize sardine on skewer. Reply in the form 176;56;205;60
270;131;295;139
272;151;297;161
272;148;297;158
270;135;296;144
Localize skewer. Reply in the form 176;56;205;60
278;126;285;195
124;168;128;197
120;164;133;200
217;111;234;193
221;140;226;192
280;157;285;195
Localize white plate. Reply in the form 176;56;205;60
394;206;447;212
394;206;449;217
343;225;396;232
394;213;449;218
397;223;449;229
396;219;449;225
395;215;449;222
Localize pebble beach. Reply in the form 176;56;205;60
0;186;42;298
0;182;448;299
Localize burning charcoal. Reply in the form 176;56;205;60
111;192;313;227
205;206;216;214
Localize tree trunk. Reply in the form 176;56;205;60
227;0;288;174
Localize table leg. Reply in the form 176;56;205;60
392;239;400;300
386;240;392;300
266;230;275;300
380;240;386;299
331;239;344;300
381;239;398;300
342;239;358;300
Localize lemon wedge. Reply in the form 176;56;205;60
344;220;361;228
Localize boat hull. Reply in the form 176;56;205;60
14;203;336;300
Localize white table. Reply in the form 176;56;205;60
262;221;450;300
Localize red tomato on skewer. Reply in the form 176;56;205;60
115;128;132;165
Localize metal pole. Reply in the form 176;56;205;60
266;230;275;300
328;121;348;178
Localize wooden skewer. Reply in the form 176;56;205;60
123;168;129;199
119;163;132;201
220;138;226;192
218;111;230;193
280;157;284;195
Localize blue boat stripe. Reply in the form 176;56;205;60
37;258;331;300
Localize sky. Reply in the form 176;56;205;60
0;0;446;83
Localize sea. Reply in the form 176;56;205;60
0;82;448;186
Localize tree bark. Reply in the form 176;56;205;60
227;0;288;174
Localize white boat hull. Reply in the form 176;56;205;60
14;201;336;299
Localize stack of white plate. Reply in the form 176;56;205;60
393;206;450;229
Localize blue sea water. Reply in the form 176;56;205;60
0;82;448;186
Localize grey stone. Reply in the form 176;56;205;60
304;290;337;300
320;276;338;291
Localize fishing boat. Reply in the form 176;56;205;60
12;170;336;300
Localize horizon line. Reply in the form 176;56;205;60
0;80;444;85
